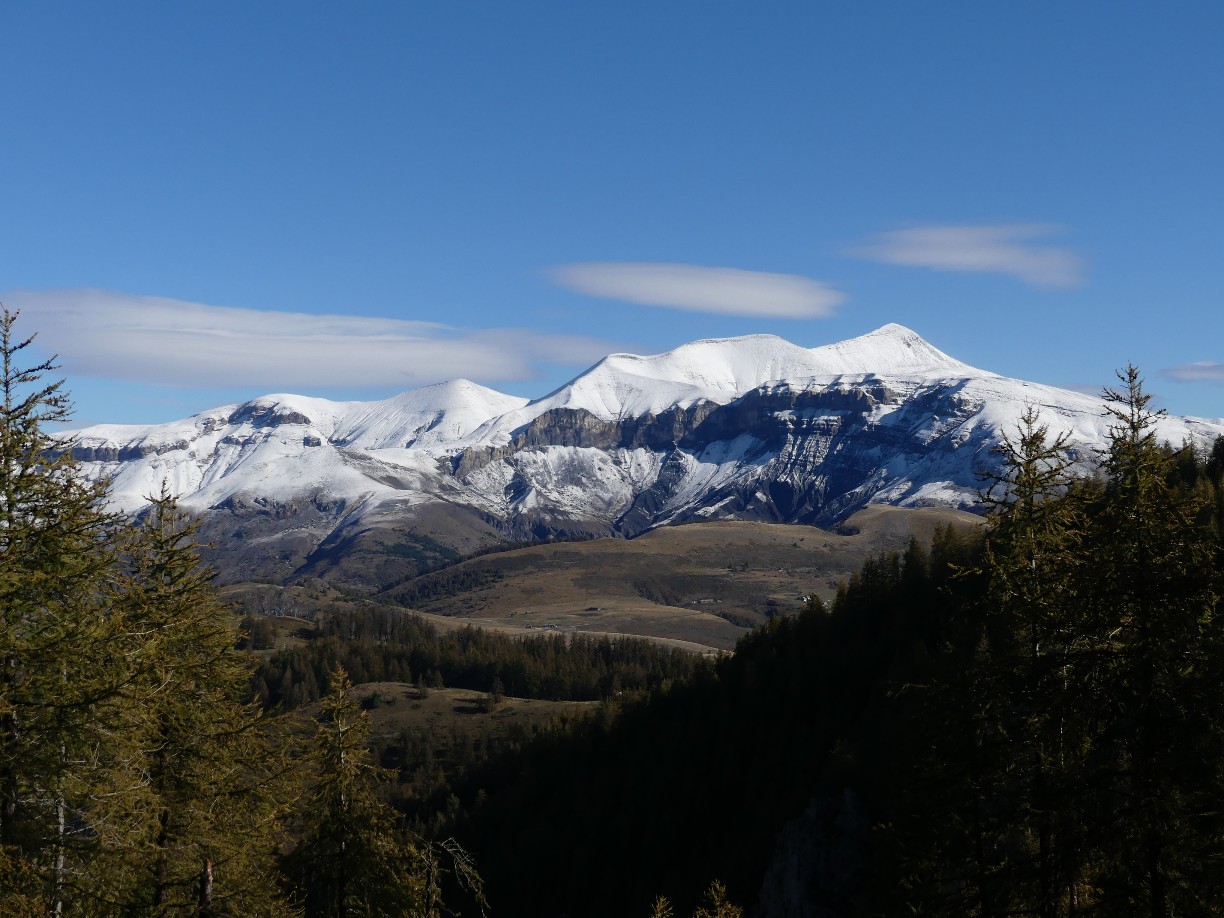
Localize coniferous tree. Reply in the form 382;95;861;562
96;488;296;916
0;305;128;912
878;529;996;915
977;406;1088;912
282;667;430;917
691;881;741;918
1076;366;1224;914
0;308;307;915
885;379;1224;917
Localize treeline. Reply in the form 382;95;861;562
378;529;461;565
436;377;1224;917
253;608;708;709
384;567;504;608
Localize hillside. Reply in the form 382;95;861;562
376;506;982;650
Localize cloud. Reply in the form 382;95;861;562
1161;361;1224;383
849;224;1085;288
6;289;618;390
1055;382;1111;398
550;262;845;318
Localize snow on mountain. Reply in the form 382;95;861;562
804;322;982;378
330;379;529;451
63;324;1224;586
467;324;978;446
71;395;365;510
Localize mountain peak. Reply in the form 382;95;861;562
808;323;980;378
483;326;981;428
867;322;922;339
524;333;831;422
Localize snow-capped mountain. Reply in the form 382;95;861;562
66;325;1224;587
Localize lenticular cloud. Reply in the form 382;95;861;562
1162;361;1224;383
850;224;1084;289
7;288;616;389
550;262;845;318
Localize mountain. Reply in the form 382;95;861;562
67;324;1224;588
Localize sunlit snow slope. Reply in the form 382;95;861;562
66;324;1224;584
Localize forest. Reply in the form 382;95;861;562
251;611;706;710
4;298;1224;917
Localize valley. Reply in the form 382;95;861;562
227;506;982;651
372;506;982;650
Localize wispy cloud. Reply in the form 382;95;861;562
849;224;1085;289
550;262;845;318
1055;382;1110;398
1161;361;1224;383
7;289;618;389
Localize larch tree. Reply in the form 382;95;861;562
281;666;431;917
0;306;304;915
98;488;297;916
0;305;131;913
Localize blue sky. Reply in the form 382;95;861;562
2;2;1222;426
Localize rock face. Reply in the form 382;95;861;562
754;790;869;918
65;325;1224;587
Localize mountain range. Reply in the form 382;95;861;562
67;324;1224;588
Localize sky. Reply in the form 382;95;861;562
2;2;1222;428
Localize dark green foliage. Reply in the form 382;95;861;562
379;531;461;565
238;614;278;650
877;409;1088;913
1207;434;1224;482
711;609;758;628
375;706;581;835
0;309;475;916
0;307;126;911
253;609;706;709
377;532;597;593
1074;369;1224;912
283;668;491;918
387;568;503;608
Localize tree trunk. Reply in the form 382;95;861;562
52;791;65;918
197;858;213;917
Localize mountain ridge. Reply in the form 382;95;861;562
65;325;1224;588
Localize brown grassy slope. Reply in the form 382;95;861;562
378;506;983;651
